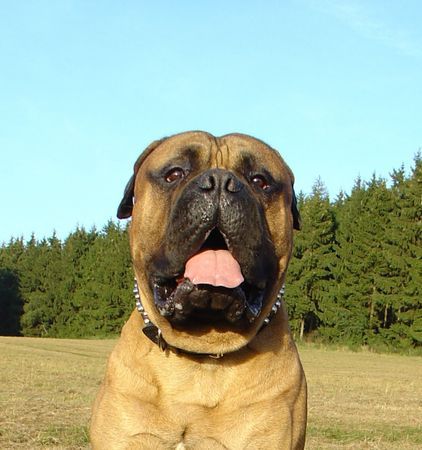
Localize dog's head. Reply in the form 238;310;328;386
118;131;300;354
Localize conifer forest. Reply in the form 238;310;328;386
1;155;421;352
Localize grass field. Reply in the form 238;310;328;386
0;337;421;449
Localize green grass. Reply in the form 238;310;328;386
0;337;421;449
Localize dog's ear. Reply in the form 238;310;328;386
291;186;301;231
116;175;136;219
117;138;166;219
284;163;301;231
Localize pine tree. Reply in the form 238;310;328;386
286;179;337;340
364;176;398;344
65;222;133;337
328;178;373;345
333;176;394;345
0;238;25;335
51;226;98;337
0;243;24;336
20;234;64;336
381;154;422;348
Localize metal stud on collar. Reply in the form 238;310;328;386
262;285;284;328
133;283;150;324
134;281;168;350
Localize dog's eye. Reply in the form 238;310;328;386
165;167;185;183
251;174;270;191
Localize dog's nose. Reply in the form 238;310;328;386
196;169;243;194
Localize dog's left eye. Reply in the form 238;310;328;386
251;174;270;191
165;167;185;183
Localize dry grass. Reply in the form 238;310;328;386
0;337;421;449
0;337;114;449
299;345;422;449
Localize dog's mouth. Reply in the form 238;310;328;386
151;228;265;326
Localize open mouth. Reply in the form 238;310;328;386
151;228;265;325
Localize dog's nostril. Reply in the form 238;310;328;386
198;173;216;191
225;176;242;193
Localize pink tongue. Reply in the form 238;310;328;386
184;250;244;288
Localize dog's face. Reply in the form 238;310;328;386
118;131;300;354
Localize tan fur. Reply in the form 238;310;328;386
90;132;307;449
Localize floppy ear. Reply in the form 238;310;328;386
283;162;301;231
116;175;136;219
291;186;301;231
117;138;166;219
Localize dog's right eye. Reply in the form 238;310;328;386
165;167;185;183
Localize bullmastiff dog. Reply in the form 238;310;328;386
90;131;307;449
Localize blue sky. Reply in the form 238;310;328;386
1;0;421;242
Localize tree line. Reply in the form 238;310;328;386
1;155;420;352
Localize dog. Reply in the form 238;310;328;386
90;131;307;449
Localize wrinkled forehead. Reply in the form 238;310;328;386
219;133;289;172
141;131;215;169
139;131;290;178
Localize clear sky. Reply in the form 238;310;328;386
1;0;421;242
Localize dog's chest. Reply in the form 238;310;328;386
160;360;230;409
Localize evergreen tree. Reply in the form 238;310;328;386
0;267;23;335
0;238;25;335
364;176;398;343
20;234;64;336
287;179;337;340
332;176;396;345
65;222;133;337
380;154;422;348
50;227;98;336
329;179;370;344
